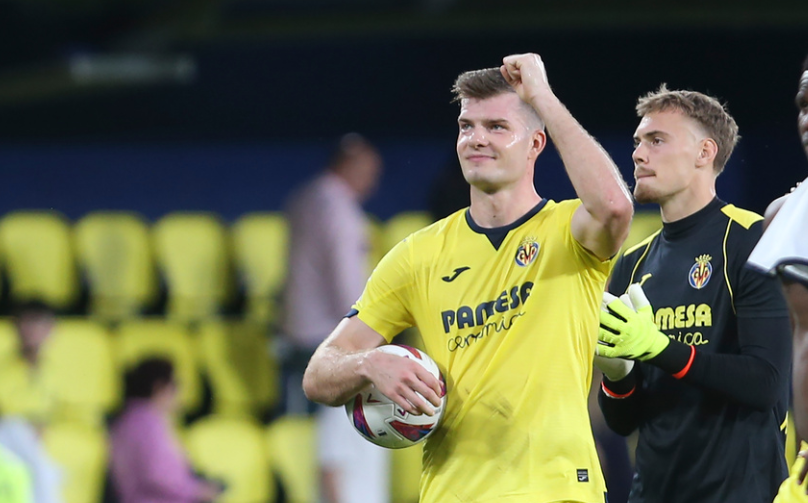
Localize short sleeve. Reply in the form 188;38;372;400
353;236;416;342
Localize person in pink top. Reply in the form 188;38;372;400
110;359;222;503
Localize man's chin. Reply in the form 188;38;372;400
633;188;660;205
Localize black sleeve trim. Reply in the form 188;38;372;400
602;371;637;396
344;308;359;318
647;340;692;375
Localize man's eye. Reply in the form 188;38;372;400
459;124;472;131
652;137;663;145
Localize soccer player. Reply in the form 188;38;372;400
303;53;633;503
750;55;808;502
595;86;792;503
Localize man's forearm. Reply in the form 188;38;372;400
303;344;373;406
528;92;632;223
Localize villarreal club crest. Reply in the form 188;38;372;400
689;254;713;289
515;237;540;267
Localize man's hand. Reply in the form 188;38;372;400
594;292;634;380
500;53;552;105
362;348;443;416
598;283;670;361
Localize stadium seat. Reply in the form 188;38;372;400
42;421;107;503
623;210;663;251
0;211;79;311
0;319;18;363
40;319;120;424
391;443;423;503
232;213;288;323
197;320;279;417
366;214;386;268
74;211;157;321
115;320;202;413
152;213;233;322
186;416;274;503
265;416;316;503
383;212;432;254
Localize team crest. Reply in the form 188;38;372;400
688;254;713;289
514;238;540;267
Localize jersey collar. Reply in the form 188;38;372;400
465;198;548;250
662;197;726;241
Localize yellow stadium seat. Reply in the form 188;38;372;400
266;416;316;503
74;212;157;321
0;211;79;310
115;320;202;413
623;210;663;251
152;213;233;322
391;443;422;503
42;422;107;503
0;319;18;363
186;416;274;503
197;320;279;417
40;319;120;424
232;213;288;323
383;212;432;255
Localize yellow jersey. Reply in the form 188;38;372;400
354;199;610;503
774;441;808;503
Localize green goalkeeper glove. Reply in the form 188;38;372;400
597;283;670;361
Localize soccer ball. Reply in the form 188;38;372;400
345;344;446;449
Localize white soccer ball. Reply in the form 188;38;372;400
345;344;446;449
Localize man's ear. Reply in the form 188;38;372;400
696;138;718;169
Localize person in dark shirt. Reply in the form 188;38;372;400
595;85;792;503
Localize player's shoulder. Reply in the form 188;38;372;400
394;207;465;248
621;229;661;261
720;204;764;230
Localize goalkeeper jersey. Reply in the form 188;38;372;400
354;198;610;503
600;198;790;503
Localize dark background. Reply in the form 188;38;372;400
1;0;807;220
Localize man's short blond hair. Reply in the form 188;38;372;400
637;84;739;173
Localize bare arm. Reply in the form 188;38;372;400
501;53;633;259
786;281;808;440
302;316;442;415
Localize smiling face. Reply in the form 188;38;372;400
456;93;545;194
797;70;808;156
632;110;714;205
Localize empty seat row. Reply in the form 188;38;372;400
0;210;436;323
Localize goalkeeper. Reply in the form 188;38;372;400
595;85;792;503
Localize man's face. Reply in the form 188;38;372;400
456;93;543;193
632;110;709;204
797;70;808;157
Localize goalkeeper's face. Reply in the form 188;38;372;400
456;93;546;193
631;110;709;205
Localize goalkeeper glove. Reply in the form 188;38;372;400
594;292;635;380
597;283;670;361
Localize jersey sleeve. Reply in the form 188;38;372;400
353;236;417;342
732;220;790;318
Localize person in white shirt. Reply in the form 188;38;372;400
281;133;388;503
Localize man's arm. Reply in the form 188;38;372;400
785;280;808;439
598;368;644;436
302;316;442;416
501;53;633;259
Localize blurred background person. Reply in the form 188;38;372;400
109;358;223;503
280;133;388;503
0;301;62;503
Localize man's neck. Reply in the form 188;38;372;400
468;185;542;228
659;186;717;223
